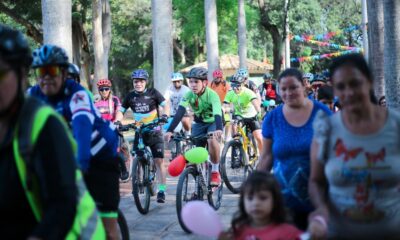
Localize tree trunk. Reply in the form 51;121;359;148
204;0;220;80
238;0;247;69
367;0;385;98
258;0;288;78
152;0;173;94
173;39;186;65
102;0;111;73
92;0;107;93
42;0;72;58
383;0;400;109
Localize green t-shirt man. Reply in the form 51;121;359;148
224;87;258;118
180;87;222;123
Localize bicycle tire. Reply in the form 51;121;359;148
207;163;223;210
131;157;151;214
171;139;182;160
176;167;199;234
117;209;130;240
220;140;247;194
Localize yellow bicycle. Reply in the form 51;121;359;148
220;116;258;193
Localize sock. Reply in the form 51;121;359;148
158;184;166;192
211;163;219;172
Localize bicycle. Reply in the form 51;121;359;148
118;118;166;214
176;134;224;233
117;209;129;240
220;116;258;194
117;132;133;182
170;130;191;160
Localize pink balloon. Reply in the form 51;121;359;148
181;201;223;237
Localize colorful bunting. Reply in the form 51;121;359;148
291;37;362;51
291;25;360;42
290;49;363;63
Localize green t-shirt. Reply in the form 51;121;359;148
180;87;222;123
224;88;257;118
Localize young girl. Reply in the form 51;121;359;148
220;171;302;240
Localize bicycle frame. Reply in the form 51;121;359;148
233;120;258;166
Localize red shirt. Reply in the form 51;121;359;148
235;223;302;240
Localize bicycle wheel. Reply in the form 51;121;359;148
131;157;151;214
207;163;223;210
117;209;130;240
220;140;248;194
171;139;182;160
247;133;258;169
176;167;200;233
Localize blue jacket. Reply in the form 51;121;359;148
29;79;118;171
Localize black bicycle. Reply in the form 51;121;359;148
119;118;166;214
117;209;129;240
176;134;224;233
170;130;191;160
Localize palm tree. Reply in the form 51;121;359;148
152;0;173;94
238;0;247;69
383;0;400;109
367;0;384;98
41;0;72;58
204;0;219;80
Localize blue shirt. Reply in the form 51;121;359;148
28;79;118;171
262;100;331;213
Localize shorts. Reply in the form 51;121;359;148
133;130;164;158
84;157;120;214
240;117;261;133
191;122;217;147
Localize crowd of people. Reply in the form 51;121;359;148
1;24;399;240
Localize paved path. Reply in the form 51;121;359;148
119;167;239;239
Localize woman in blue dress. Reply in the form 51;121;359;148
257;68;331;230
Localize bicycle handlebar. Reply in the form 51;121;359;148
118;118;168;132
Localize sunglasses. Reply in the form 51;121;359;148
231;84;242;89
35;66;61;77
99;87;110;92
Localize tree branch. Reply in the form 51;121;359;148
0;2;43;43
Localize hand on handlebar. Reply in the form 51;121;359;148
164;131;173;142
211;130;223;141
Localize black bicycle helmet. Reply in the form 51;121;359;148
0;24;32;69
231;73;246;84
32;44;69;68
263;72;272;79
186;67;208;80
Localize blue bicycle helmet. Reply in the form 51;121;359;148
302;72;314;80
236;68;249;78
171;72;184;81
32;44;69;68
131;69;149;80
68;63;80;77
263;72;272;79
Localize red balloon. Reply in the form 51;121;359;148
168;154;186;177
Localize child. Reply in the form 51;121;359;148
220;171;302;240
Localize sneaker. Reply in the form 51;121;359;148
210;172;221;186
120;171;130;182
157;191;166;203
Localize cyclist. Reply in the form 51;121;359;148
0;25;104;239
29;44;119;239
67;63;80;83
94;78;121;122
224;74;263;157
310;74;327;99
236;68;261;99
208;69;231;141
164;67;223;186
302;72;314;99
164;72;191;133
115;69;169;203
94;78;129;181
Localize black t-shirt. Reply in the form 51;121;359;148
0;116;77;239
245;80;259;93
121;88;165;123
